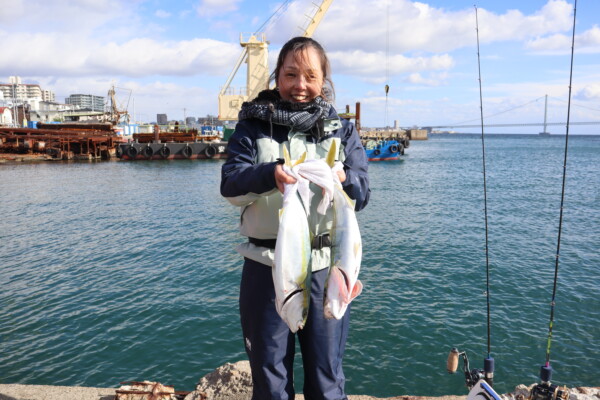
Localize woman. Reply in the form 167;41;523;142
221;36;370;400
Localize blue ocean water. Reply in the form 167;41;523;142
1;134;598;397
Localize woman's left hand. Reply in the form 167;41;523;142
336;169;346;183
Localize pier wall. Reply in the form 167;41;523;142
407;129;428;140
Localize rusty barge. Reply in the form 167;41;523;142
0;122;123;161
116;126;228;160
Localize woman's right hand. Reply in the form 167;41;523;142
275;164;297;193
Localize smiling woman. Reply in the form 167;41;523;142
221;36;370;400
271;37;334;103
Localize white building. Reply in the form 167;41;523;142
66;94;105;112
0;106;13;125
0;76;56;111
29;101;77;123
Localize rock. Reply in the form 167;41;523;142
184;361;253;400
499;384;600;400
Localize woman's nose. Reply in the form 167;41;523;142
294;75;307;89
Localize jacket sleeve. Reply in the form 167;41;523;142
340;120;370;211
220;120;279;206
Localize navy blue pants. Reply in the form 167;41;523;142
239;258;350;400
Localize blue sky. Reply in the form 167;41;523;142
1;0;599;133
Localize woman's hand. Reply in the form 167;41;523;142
275;164;297;193
336;169;346;183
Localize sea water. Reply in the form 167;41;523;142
1;134;598;397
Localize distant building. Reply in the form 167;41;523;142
42;90;55;102
185;116;197;126
198;114;222;126
0;106;13;125
29;101;77;123
66;94;105;112
0;76;56;111
157;114;168;125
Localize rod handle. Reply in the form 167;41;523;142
447;348;459;373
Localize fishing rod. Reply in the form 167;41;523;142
529;2;577;400
447;7;496;398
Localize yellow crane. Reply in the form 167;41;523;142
218;0;333;121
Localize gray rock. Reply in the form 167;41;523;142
185;361;253;400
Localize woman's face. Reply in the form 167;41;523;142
277;47;324;103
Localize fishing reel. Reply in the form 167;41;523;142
447;348;494;390
529;366;570;400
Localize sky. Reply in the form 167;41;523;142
1;0;599;134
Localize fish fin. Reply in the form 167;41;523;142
325;141;337;168
283;145;292;167
293;151;307;167
349;279;363;301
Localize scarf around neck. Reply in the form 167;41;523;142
238;89;333;134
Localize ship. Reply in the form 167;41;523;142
363;139;406;161
116;125;228;160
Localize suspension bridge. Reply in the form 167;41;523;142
423;94;600;131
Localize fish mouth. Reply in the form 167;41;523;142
337;267;350;290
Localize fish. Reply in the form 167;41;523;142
273;143;351;330
323;159;364;320
273;147;312;333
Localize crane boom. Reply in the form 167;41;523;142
301;0;333;37
218;0;333;121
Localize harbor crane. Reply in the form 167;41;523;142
218;0;333;121
106;85;131;125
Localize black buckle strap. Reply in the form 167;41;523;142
248;237;277;249
248;234;331;250
311;234;331;250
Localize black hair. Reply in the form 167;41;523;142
270;36;335;102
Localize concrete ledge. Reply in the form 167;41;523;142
0;384;116;400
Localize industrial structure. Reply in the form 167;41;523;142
218;0;333;121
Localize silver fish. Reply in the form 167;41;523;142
273;148;312;333
324;172;363;320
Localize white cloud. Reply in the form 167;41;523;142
329;50;453;78
0;31;240;78
86;38;240;77
155;10;172;18
526;26;600;54
268;0;575;54
0;0;127;33
196;0;241;17
405;72;448;87
575;83;600;100
0;0;26;22
260;0;577;92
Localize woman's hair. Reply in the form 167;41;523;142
270;37;335;102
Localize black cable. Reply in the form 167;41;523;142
255;0;293;35
544;0;577;369
548;96;600;112
452;96;545;126
475;5;492;361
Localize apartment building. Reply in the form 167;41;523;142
0;76;56;110
65;94;105;112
